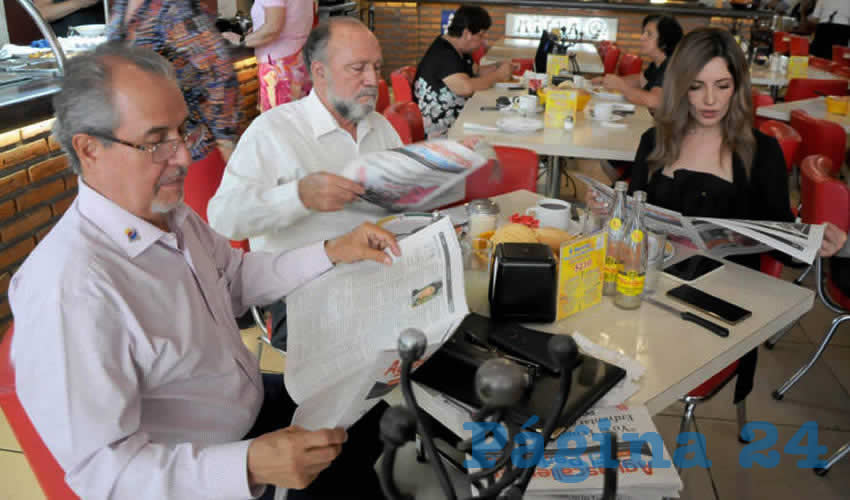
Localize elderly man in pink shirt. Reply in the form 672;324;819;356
9;42;399;500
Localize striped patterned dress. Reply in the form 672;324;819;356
107;0;243;162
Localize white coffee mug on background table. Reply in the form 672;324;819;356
526;198;571;230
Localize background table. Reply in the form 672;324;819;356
472;190;815;414
756;96;850;133
481;38;604;75
448;88;654;196
751;66;849;100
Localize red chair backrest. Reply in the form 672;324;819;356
809;56;839;72
471;45;488;65
390;66;416;104
832;45;850;67
0;326;80;499
464;146;538;201
603;46;620;74
376;79;390;114
617;53;643;76
785;78;850;102
773;31;790;54
598;40;612;56
789;35;809;56
759;120;802;173
800;155;850;231
832;66;850;79
512;58;534;77
790;109;846;175
183;149;250;252
383;101;425;145
751;89;774;129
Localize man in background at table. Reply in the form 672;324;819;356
208;17;401;348
414;5;512;138
808;0;850;59
10;42;400;500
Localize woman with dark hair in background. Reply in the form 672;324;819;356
593;15;683;111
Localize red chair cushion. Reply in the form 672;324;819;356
785;78;849;102
390;66;416;104
464;146;538;201
376;79;390;114
383;101;425;145
759;120;802;173
687;360;740;398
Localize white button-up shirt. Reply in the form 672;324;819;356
208;90;403;253
9;181;333;500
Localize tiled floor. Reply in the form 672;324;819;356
3;271;850;499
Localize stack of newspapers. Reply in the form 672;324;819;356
466;405;682;500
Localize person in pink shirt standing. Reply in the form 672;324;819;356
233;0;316;110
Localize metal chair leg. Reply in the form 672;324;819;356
679;400;696;436
765;324;794;350
815;441;850;476
773;314;850;400
794;264;812;285
736;400;751;444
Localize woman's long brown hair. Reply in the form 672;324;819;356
647;27;755;178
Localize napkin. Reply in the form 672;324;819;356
571;331;645;407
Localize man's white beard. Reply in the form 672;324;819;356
327;79;377;123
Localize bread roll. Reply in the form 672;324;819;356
490;223;539;247
534;226;576;252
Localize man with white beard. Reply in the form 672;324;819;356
208;17;402;254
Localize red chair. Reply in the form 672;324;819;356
183;149;250;251
512;58;534;77
376;79;390;114
784;78;849;102
759;120;802;173
383;101;425;145
752;89;775;129
772;155;850;475
790;109;846;176
832;45;850;67
616;53;643;76
789;35;809;57
809;56;839;72
773;31;790;54
390;66;416;104
471;45;488;65
598;40;612;57
832;66;850;79
463;146;539;202
602;46;620;74
0;325;80;499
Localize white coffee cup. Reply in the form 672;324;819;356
572;75;585;89
526;198;571;230
593;102;616;121
512;94;539;113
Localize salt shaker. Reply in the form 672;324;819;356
466;199;500;238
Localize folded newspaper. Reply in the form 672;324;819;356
285;217;468;430
576;173;825;264
467;405;682;500
342;138;496;212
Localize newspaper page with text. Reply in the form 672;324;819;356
285;217;468;430
576;174;825;263
342;139;494;212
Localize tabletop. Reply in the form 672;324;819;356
447;87;654;161
470;190;815;415
751;65;848;87
756;96;850;133
481;38;604;75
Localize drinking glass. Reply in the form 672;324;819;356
463;237;494;313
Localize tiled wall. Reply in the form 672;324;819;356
0;56;259;341
369;1;751;79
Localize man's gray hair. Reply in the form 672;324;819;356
302;17;369;74
51;41;177;175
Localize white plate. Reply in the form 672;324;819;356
494;82;522;89
584;107;624;122
496;116;543;134
71;24;106;37
376;213;436;238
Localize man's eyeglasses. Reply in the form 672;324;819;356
89;129;202;163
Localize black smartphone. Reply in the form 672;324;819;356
663;255;724;282
666;284;752;325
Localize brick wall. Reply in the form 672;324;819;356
0;56;259;341
370;1;751;80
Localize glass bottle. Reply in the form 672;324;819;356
602;181;628;296
615;191;649;310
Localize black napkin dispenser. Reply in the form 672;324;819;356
488;242;557;323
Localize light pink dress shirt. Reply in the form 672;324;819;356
252;0;314;63
9;181;333;499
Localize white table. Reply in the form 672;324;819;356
481;38;604;75
472;190;815;415
756;96;850;133
447;88;655;196
751;66;849;100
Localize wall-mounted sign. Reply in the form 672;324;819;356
441;10;455;35
505;14;618;41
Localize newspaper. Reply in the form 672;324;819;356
468;405;682;500
576;174;825;264
342;138;494;212
285;217;469;430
